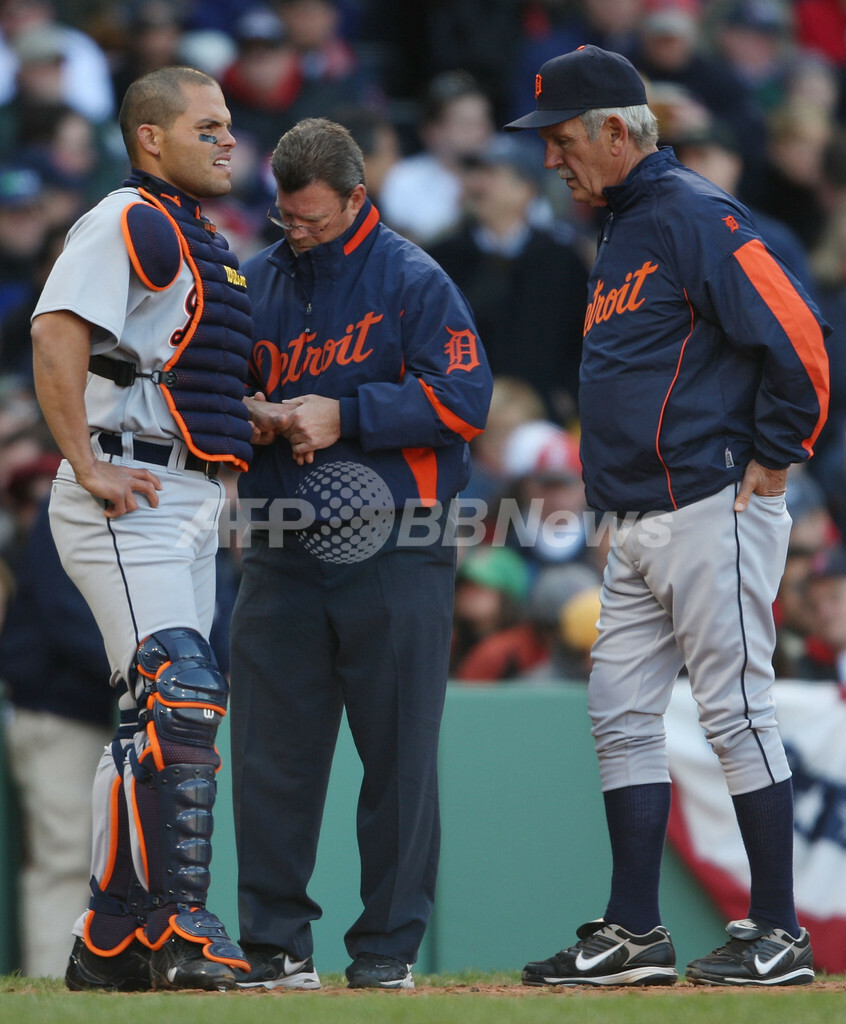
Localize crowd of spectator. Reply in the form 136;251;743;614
4;0;846;704
3;0;846;979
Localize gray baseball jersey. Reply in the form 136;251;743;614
34;186;198;442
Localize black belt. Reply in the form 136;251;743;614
97;433;219;478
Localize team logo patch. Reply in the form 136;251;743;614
535;73;543;99
444;327;480;374
723;215;739;233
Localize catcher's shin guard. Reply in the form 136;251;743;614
129;627;247;970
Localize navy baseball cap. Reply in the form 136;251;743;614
505;45;647;132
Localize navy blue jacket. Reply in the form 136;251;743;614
240;198;492;513
580;148;831;514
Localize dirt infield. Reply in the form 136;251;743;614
241;978;846;996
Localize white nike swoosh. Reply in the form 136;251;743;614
754;946;792;975
575;942;626;971
281;955;307;974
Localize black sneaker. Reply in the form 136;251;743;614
65;935;152;992
236;948;321;990
149;935;238;991
522;920;678;987
685;919;814;986
345;952;414;989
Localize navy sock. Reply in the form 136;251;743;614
602;782;672;935
732;778;800;937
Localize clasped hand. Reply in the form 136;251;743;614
245;392;341;465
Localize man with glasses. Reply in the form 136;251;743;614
229;117;492;991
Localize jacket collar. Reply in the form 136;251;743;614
602;147;678;212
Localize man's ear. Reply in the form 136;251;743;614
348;182;367;215
136;123;162;157
605;115;628;155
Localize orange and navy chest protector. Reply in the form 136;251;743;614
89;169;254;471
578;147;830;515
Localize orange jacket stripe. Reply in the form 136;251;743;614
402;447;438;507
655;291;696;510
734;238;830;453
344;204;380;255
418;378;483;442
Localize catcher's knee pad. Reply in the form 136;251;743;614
135;627;228;763
130;628;229;909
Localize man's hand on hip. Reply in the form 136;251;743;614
734;459;788;513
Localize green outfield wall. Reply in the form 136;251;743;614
0;683;726;976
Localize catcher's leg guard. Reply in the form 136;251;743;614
129;628;247;975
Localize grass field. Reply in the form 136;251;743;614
2;971;845;1024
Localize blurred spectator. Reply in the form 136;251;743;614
755;97;834;252
219;5;357;155
109;0;188;107
0;0;115;122
185;0;271;35
773;466;841;677
1;217;73;380
790;545;846;685
427;132;588;425
274;0;386;110
630;0;769;197
552;582;603;682
455;561;602;683
497;419;594;577
378;69;495;246
409;0;523;126
0;494;114;977
334;103;401;207
219;6;303;155
450;544;532;676
16;101;124;221
707;0;795;114
176;27;237;78
0;377;53;565
793;0;846;117
0;163;49;324
462;375;547;506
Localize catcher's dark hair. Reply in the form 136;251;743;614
119;66;218;161
270;118;365;197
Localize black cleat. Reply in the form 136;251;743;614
345;952;414;989
236;948;321;989
65;935;152;992
149;935;238;991
522;920;678;987
686;919;814;986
